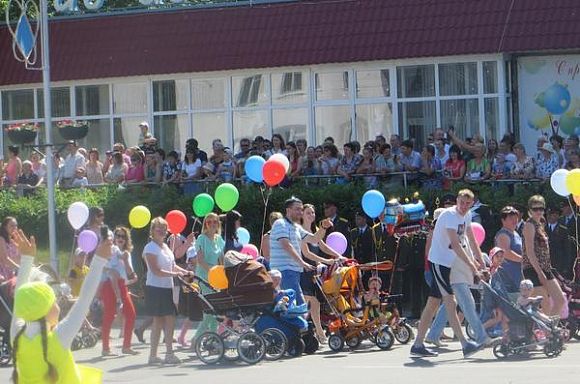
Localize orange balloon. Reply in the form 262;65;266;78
208;265;228;290
262;159;286;186
574;195;580;207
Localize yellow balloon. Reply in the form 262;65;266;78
566;169;580;196
208;265;228;290
129;205;151;229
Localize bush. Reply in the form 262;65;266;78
0;180;566;255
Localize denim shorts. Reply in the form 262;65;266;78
280;270;305;306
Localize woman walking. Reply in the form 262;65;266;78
522;195;566;316
193;213;225;343
143;217;192;365
100;226;139;356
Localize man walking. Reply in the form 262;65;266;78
411;189;485;358
270;197;332;306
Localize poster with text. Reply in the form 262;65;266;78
518;55;580;151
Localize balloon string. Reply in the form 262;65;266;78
258;185;270;258
570;196;579;282
67;230;79;280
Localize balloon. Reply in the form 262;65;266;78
193;193;215;217
559;114;580;136
270;153;290;173
214;183;239;212
129;205;151;229
236;227;250;245
573;195;580;206
67;202;89;230
244;155;266;183
208;265;228;290
78;230;98;253
550;169;570;197
542;82;571;115
326;232;347;255
262;159;286;186
471;222;486;247
165;210;187;234
566;169;580;196
241;244;259;260
361;190;386;218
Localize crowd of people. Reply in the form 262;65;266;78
2;121;580;194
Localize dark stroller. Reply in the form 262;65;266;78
481;281;566;359
184;251;281;365
0;278;15;366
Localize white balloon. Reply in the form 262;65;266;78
67;202;90;230
550;169;570;197
269;153;290;173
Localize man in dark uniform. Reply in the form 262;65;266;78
322;200;351;257
546;207;573;279
559;201;578;280
350;212;375;264
371;212;398;291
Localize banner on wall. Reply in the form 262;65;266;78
518;56;580;152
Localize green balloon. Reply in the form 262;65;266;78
193;193;215;217
214;183;239;212
559;114;580;136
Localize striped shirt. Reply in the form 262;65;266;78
270;217;311;272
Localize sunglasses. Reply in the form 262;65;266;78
530;207;545;212
115;233;126;239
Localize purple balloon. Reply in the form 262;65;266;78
326;232;347;255
78;230;98;253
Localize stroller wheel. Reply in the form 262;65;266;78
346;335;362;350
237;332;266;364
287;337;306;357
81;333;98;349
465;321;476;342
71;335;83;351
261;328;288;361
196;332;225;365
221;331;240;362
543;337;563;358
0;338;12;366
303;332;319;354
492;340;509;359
375;326;394;350
328;334;344;352
573;325;580;341
394;323;414;344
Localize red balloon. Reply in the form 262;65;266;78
165;210;187;234
263;159;286;186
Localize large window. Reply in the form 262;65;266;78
37;87;70;118
153;80;189;112
193;112;227;155
272;72;307;105
273;108;308;144
113;83;147;114
315;72;349;101
356;70;390;98
315;105;351;147
233;110;269;145
233;75;267;107
155;114;190;152
356;104;393;144
397;65;435;98
76;85;109;116
440;99;479;138
398;101;436;147
192;79;225;110
2;90;34;120
113;116;146;147
438;63;477;96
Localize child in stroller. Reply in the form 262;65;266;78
517;280;560;326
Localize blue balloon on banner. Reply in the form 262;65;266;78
236;227;251;245
543;82;571;115
245;155;266;183
361;190;386;219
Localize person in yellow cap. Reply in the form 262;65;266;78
10;228;113;384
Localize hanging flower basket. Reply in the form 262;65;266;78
5;123;38;144
57;120;89;140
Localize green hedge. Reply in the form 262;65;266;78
0;180;566;254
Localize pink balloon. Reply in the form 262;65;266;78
326;232;347;255
241;244;259;260
78;230;98;253
471;222;486;246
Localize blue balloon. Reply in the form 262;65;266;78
245;155;266;183
236;227;251;245
361;190;386;219
543;83;571;115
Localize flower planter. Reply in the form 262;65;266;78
59;124;89;140
7;129;37;144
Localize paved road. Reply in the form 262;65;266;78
1;328;578;384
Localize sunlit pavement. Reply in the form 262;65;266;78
2;327;578;384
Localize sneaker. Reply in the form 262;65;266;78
481;337;501;348
164;353;182;365
425;338;447;348
462;341;484;358
410;344;439;357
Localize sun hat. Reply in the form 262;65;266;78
488;247;504;259
539;143;555;154
14;281;56;322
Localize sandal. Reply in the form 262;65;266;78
102;350;118;357
148;356;163;365
164;353;182;365
122;348;140;355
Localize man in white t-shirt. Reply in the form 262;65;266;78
411;189;486;358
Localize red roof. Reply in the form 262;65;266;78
1;0;579;86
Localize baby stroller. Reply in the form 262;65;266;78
552;268;580;340
482;281;566;359
254;289;317;357
188;252;280;365
317;260;396;352
0;277;15;366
